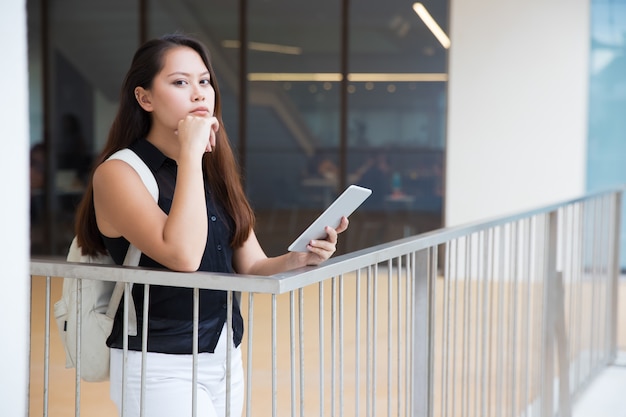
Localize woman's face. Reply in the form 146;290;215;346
140;46;216;132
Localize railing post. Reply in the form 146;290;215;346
413;247;434;417
541;211;557;417
608;191;622;361
541;211;572;417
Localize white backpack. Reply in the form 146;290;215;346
53;148;158;382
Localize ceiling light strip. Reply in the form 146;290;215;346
412;2;451;49
247;73;448;82
222;40;302;55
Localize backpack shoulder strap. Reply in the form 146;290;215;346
107;148;159;203
104;148;159;331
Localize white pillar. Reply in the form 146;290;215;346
446;0;589;226
0;1;31;415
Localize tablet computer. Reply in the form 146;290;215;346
288;185;372;252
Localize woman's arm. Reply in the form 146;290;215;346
93;117;217;272
233;217;349;276
93;156;206;271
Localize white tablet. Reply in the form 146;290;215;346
288;185;372;252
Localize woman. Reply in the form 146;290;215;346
74;34;348;417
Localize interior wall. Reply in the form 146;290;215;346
445;0;589;226
0;0;31;415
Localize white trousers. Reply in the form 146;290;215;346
110;326;244;417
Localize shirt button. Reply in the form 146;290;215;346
210;215;217;222
217;244;222;251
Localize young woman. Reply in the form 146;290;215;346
74;34;349;417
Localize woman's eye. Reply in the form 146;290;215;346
200;79;211;86
173;80;188;86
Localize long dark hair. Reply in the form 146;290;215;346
75;34;255;256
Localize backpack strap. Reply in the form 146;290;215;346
104;148;159;336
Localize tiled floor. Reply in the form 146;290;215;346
573;351;626;417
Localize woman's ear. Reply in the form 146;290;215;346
134;87;153;112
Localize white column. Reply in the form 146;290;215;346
0;1;31;415
446;0;589;226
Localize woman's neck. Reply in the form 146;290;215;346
146;126;179;161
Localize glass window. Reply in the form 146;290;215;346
246;0;343;255
346;0;448;250
28;0;450;257
29;0;140;255
588;0;626;267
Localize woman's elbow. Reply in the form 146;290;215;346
166;251;203;272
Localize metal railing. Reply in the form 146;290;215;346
29;188;622;417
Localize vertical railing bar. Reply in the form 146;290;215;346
140;284;150;417
572;202;582;390
608;192;622;362
589;198;599;373
246;293;254;417
373;264;379;417
591;197;601;370
510;222;519;416
290;291;297;417
319;282;325;417
387;260;393;417
442;242;451;417
429;246;438;417
535;215;546;416
226;291;234;417
540;211;558;417
192;287;199;417
290;290;297;417
404;254;413;416
596;196;606;364
461;235;470;417
410;251;418;417
600;195;611;362
495;225;506;417
596;196;605;367
566;204;575;376
405;255;411;417
451;238;459;417
272;293;277;417
366;267;372;417
356;269;361;417
481;229;492;417
522;218;532;416
473;232;484;417
602;194;613;363
299;288;305;417
75;279;82;417
397;256;403;417
121;282;130;417
43;276;51;417
488;228;497;417
339;274;345;417
579;201;592;379
472;233;479;417
331;276;337;417
576;201;586;384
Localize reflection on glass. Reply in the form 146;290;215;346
588;0;626;267
346;0;448;251
28;0;450;256
246;0;342;255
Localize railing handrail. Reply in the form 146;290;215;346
30;186;624;295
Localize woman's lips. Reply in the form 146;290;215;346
190;107;209;116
